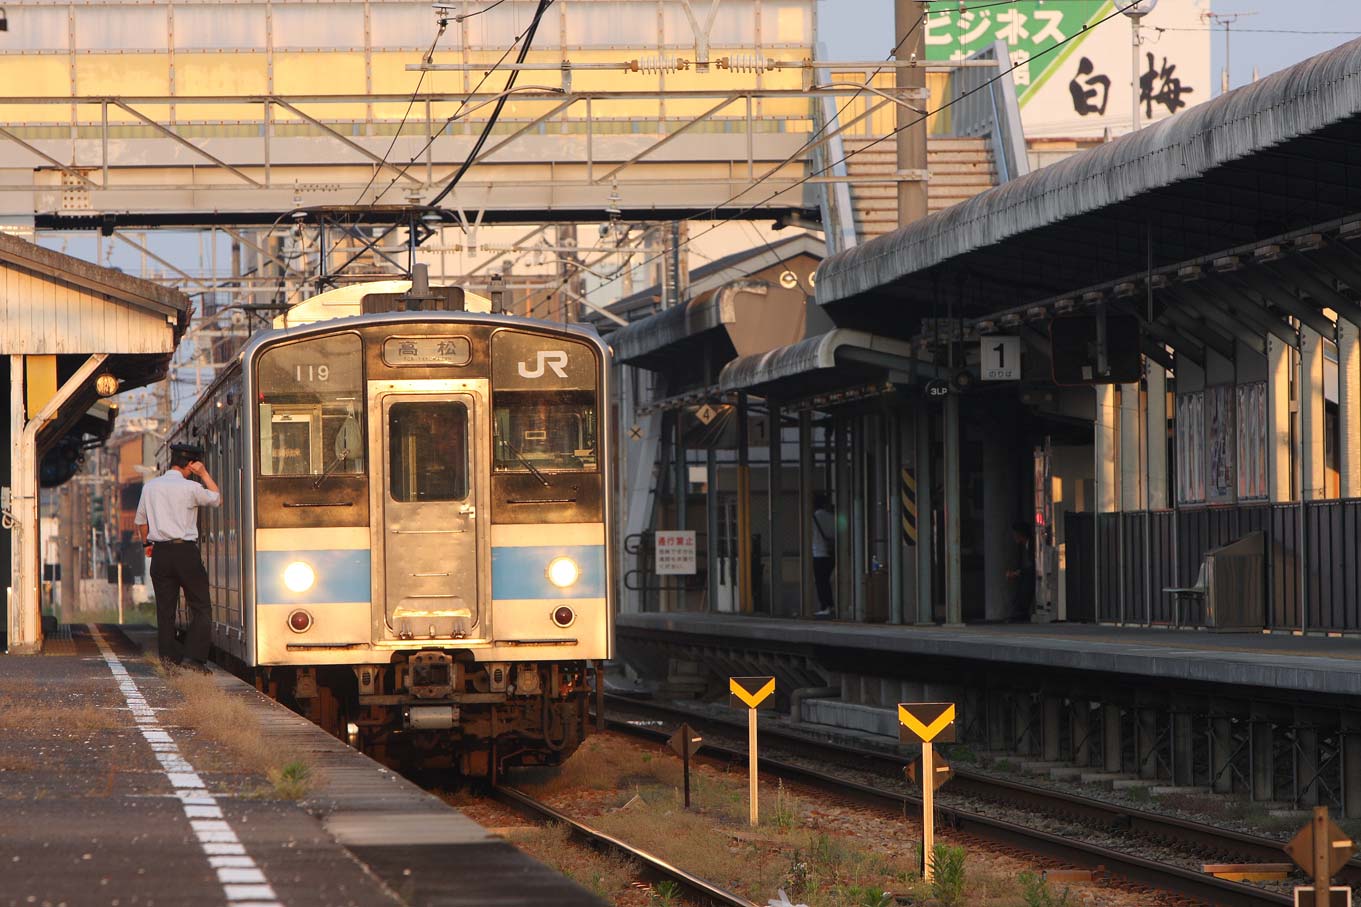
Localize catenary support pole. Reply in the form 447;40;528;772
915;402;934;624
943;394;962;626
895;0;927;225
798;410;814;618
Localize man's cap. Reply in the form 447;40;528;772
170;442;204;460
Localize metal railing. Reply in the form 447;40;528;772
943;40;1029;183
1068;498;1361;632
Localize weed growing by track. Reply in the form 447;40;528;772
493;734;1132;907
162;665;313;799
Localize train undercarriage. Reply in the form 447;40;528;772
249;651;598;777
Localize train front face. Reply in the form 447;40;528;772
245;314;611;773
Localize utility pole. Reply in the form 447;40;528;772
1201;11;1257;95
895;0;927;225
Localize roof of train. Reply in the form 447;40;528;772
274;280;493;328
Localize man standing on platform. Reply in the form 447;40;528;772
133;443;220;671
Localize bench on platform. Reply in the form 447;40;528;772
1162;530;1265;630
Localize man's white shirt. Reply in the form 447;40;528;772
134;470;221;542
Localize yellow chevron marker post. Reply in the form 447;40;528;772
730;676;775;826
899;702;957;882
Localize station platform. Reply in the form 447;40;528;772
0;624;603;907
617;611;1361;697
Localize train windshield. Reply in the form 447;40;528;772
389;401;469;501
493;392;598;474
256;333;365;477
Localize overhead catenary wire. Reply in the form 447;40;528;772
525;0;934;318
368;10;548;207
527;0;1154;320
700;0;930;216
354;18;448;206
446;0;510;21
427;0;556;208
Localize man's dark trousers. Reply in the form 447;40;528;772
150;541;211;663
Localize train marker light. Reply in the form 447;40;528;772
546;556;580;588
282;561;316;593
287;609;313;633
551;605;576;628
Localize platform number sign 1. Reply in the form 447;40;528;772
980;335;1020;381
730;676;775;826
899;702;957;883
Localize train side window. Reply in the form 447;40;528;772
256;333;365;477
388;401;468;502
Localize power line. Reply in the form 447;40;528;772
696;0;929;218
526;1;934;318
367;11;545;207
354;19;449;206
428;0;556;207
1157;27;1361;35
529;0;1153;319
447;0;511;21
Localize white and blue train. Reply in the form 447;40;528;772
169;280;612;775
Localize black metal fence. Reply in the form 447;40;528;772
1066;499;1361;631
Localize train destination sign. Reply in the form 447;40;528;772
382;336;471;367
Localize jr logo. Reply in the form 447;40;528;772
517;350;569;379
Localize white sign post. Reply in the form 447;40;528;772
980;336;1021;381
654;530;697;575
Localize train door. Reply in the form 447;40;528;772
375;390;485;639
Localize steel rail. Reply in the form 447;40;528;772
490;783;758;907
603;698;1295;907
611;696;1310;867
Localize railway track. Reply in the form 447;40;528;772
604;695;1303;907
490;783;758;907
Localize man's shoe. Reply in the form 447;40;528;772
813;609;833;620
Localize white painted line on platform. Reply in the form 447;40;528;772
91;627;284;907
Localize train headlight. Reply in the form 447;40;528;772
283;561;316;593
546;557;580;589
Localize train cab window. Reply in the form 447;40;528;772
490;331;599;475
256;333;365;477
388;401;468;502
492;394;598;474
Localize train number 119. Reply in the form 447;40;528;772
296;364;330;382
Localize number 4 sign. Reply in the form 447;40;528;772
980;336;1021;381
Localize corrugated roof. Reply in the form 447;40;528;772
816;37;1361;315
595;233;824;326
718;329;924;395
0;232;190;319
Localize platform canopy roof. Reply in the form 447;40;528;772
718;329;930;398
815;37;1361;331
0;231;191;386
